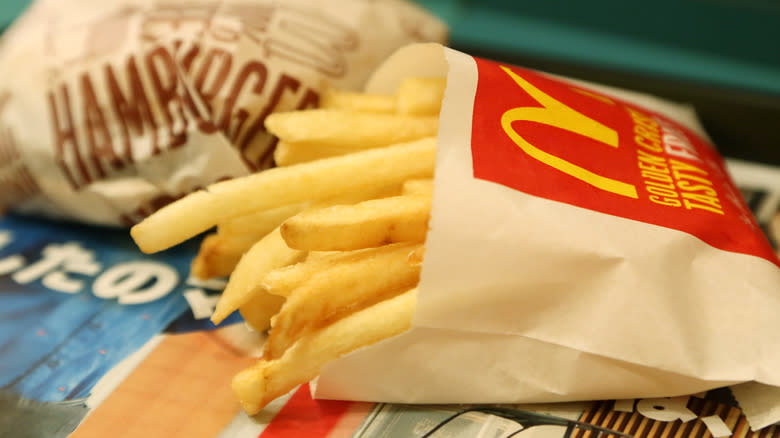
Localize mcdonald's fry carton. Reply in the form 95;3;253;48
313;43;780;416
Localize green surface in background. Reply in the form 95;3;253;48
2;0;778;94
418;0;780;96
416;0;780;165
0;0;29;30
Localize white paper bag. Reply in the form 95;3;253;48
0;0;446;226
313;44;780;410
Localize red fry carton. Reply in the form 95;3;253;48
312;44;780;414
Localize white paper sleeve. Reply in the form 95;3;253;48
314;44;780;423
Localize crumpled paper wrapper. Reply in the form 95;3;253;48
0;0;446;226
312;43;780;429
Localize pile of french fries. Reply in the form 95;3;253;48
130;77;446;414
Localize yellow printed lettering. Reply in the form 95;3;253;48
641;170;673;184
636;149;667;168
626;108;658;130
628;108;663;153
638;161;669;174
647;185;678;198
677;180;717;197
669;159;708;176
635;125;661;144
682;192;724;215
658;120;701;162
646;180;676;190
673;170;712;186
635;134;663;153
650;195;681;207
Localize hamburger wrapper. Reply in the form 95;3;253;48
0;0;446;226
312;44;780;420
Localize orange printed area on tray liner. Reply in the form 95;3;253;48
70;327;259;438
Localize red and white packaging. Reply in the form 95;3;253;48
0;0;446;226
312;43;780;423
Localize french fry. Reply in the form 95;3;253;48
131;190;221;254
273;141;354;166
300;250;343;261
193;204;312;280
263;242;422;360
240;292;285;333
210;227;306;326
401;178;434;196
194;185;408;278
262;243;418;299
264;109;438;150
319;88;396;113
280;194;431;251
397;77;446;116
218;183;401;239
408;245;426;267
217;202;307;242
131;138;436;254
190;233;258;280
262;250;363;298
232;288;417;415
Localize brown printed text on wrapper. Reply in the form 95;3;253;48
0;0;447;225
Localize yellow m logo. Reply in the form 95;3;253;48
500;66;638;199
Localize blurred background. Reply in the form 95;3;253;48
415;0;780;166
1;0;778;165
